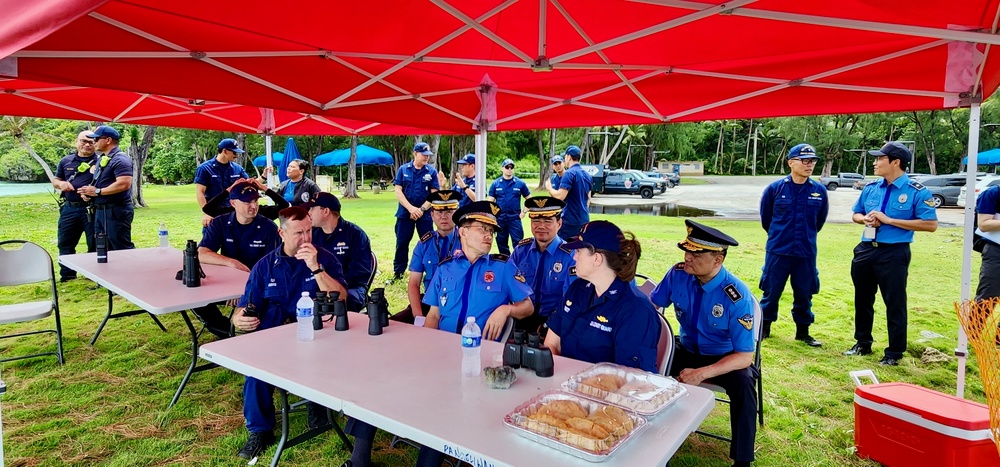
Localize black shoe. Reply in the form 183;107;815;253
59;276;76;283
237;431;275;459
307;402;329;430
878;356;900;366
393;272;404;281
761;321;772;339
795;325;822;347
843;343;872;356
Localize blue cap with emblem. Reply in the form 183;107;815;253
678;219;739;253
563;220;623;253
868;141;912;164
564;145;582;159
228;181;261;202
787;143;818;160
218;138;245;154
300;192;341;211
413;141;434;156
456;154;476;165
550;155;564;164
86;125;121;141
453;200;501;227
501;158;515;168
426;190;460;210
524;196;564;218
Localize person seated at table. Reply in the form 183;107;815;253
277;159;320;206
650;220;757;467
192;181;280;338
304;192;374;312
510;196;577;335
230;206;348;460
202;175;287;220
342;201;533;467
392;190;460;325
542;220;660;373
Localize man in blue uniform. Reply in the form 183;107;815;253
975;185;1000;301
845;142;938;366
194;181;280;338
546;145;592;240
758;143;828;347
397;190;460;325
230;206;347;460
392;142;439;281
195;138;252;227
488;158;531;255
550;154;565;188
76;125;134;250
452;153;477;208
651;220;757;467
52;130;98;282
510;196;577;334
305;192;375;312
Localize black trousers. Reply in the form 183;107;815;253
56;203;95;280
93;204;135;250
671;341;758;463
393;216;433;275
850;242;910;360
977;243;1000;301
345;418;443;466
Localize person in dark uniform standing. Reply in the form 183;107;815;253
230;206;347;460
195;138;252;227
550;154;565;188
650;220;757;467
193;181;279;338
391;142;439;281
975;185;1000;301
202;177;289;220
544;220;660;372
453;153;477;208
545;145;593;240
76;125;134;251
510;196;577;334
305;192;375;312
396;190;460;325
488;158;531;255
844;142;938;366
758;143;828;347
52;130;98;282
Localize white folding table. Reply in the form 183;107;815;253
201;313;715;466
59;248;249;407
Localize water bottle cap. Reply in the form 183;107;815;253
467;317;475;323
301;292;309;297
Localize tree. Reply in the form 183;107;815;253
344;135;360;199
128;125;157;207
0;116;57;181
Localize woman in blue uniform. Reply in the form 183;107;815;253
544;220;660;372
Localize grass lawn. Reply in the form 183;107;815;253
0;184;986;466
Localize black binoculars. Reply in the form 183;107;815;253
502;330;554;377
366;288;390;335
313;291;348;331
182;240;202;287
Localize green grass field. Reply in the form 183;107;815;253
0;184;985;466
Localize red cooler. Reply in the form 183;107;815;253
854;382;1000;466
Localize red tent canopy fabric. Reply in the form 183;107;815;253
2;0;1000;132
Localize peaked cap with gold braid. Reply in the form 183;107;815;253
452;200;500;227
525;196;565;218
677;219;739;253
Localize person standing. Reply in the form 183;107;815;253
305;192;375;312
545;145;592;240
758;143;828;347
650;220;757;467
510;196;576;334
396;190;460;325
195;138;251;227
550;154;565;188
844;142;938;366
52;130;98;282
488;158;531;255
76;125;134;251
277;159;320;206
453;153;477;208
391;142;439;281
975;185;1000;302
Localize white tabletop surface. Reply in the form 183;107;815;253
201;314;715;466
58;248;249;315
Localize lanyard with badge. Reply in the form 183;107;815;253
864;184;894;241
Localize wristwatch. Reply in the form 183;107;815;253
311;267;324;275
95;188;102;196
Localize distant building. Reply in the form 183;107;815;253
656;161;704;176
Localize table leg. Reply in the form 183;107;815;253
168;310;218;408
270;390;353;467
90;289;168;346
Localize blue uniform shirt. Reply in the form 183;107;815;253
238;245;346;330
454;175;476;208
509;236;577;317
194;158;250;202
55;152;97;203
489;176;531;218
547;278;661;372
651;263;755;356
311;218;374;306
558;164;593;225
852;174;937;244
282;181;298;203
551;173;563;191
977;185;1000;217
423;252;533;336
409;229;459;291
759;176;829;257
394;161;439;218
199;213;279;269
91;147;133;205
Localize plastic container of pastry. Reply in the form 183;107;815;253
503;389;646;462
560;362;687;417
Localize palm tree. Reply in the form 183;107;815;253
0;116;57;181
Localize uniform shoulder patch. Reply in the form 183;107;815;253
559;243;573;254
723;284;743;303
490;253;509;262
674;262;685;270
438;256;454;266
866;178;880;186
737;313;753;331
420;231;434;243
514;271;526;283
569;265;577;276
517;238;532;247
910;180;925;191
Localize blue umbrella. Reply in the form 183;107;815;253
252;152;283;167
963;148;1000;165
277;137;301;182
314;144;393;166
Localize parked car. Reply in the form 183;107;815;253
818;172;865;190
909;174;970;207
958;175;1000;207
581;164;662;198
627;170;668;193
643;171;681;188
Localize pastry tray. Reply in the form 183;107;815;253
560;362;687;416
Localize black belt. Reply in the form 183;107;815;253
93;202;132;209
861;241;907;248
65;201;89;207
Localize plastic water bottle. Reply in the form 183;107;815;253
158;222;169;248
461;316;482;377
296;292;314;342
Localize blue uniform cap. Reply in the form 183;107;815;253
564;145;582;159
868;141;912;164
301;192;341;211
456;154;476;165
229;181;261;202
426;190;460;210
678;219;739;253
563;220;623;253
501;158;515;168
550;155;564;164
525;196;564;218
787;143;818;160
218;138;245;154
86;125;121;141
453;200;500;227
413;142;434;156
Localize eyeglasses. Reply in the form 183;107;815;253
77;139;96;145
464;224;496;236
503;165;514;169
792;158;818;165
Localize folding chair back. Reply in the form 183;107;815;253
656;312;674;376
0;240;64;364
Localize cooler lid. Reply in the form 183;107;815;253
855;382;990;431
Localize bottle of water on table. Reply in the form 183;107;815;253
296;292;314;342
461;316;482;377
158;222;170;248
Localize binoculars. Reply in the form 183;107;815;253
503;330;554;377
96;232;108;263
366;288;390;336
313;291;349;331
182;240;202;287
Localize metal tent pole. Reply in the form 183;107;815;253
957;98;981;398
